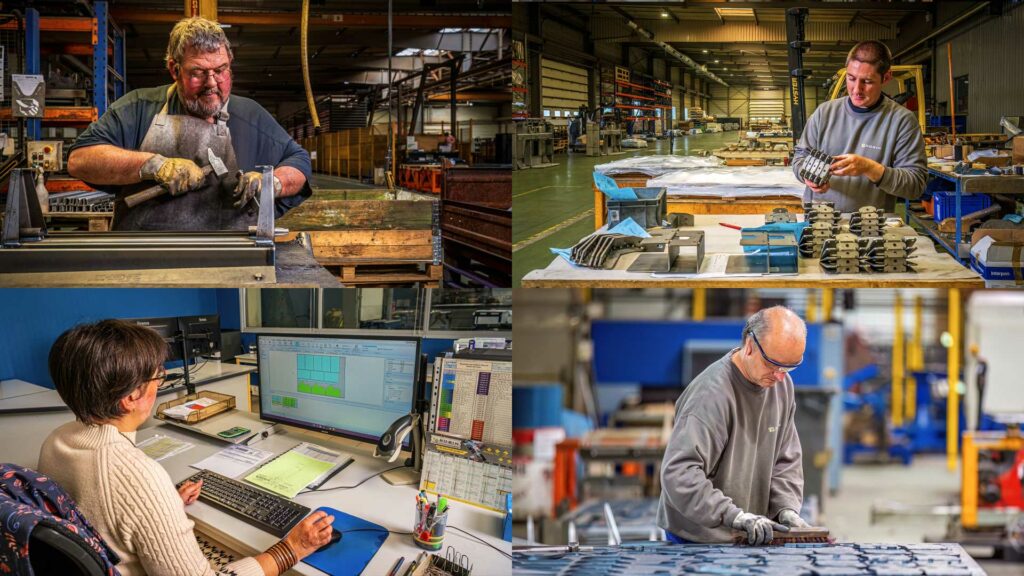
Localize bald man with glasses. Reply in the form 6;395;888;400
657;306;810;545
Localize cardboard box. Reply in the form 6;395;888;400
1014;136;1024;164
970;235;1024;287
975;154;1011;168
933;144;954;159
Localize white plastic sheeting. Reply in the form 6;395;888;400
648;165;805;198
594;154;723;176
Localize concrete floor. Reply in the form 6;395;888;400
831;454;1021;575
512;132;738;286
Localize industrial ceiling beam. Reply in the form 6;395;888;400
677;1;932;9
610;6;728;87
109;8;510;28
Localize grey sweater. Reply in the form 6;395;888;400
656;350;803;543
793;96;927;212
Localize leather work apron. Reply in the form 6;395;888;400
113;85;249;231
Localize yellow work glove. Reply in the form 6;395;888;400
232;170;283;209
140;154;206;197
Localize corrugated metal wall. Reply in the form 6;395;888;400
709;85;750;123
541;58;589;112
750;89;785;121
933;6;1024;132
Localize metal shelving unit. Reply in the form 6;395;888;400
907;168;1024;262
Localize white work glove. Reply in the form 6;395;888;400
732;511;788;545
778;509;810;529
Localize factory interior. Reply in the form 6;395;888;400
513;288;1024;575
513;1;1024;289
0;1;511;288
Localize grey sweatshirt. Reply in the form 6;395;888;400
792;96;927;212
656;349;804;542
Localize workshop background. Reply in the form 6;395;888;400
513;288;1024;575
512;1;1024;287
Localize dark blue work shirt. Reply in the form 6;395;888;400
70;84;311;216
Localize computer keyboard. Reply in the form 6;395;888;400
178;469;310;538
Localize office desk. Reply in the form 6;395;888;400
0;362;255;469
139;423;511;575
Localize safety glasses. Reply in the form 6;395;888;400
749;332;802;373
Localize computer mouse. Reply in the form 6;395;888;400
316;528;342;552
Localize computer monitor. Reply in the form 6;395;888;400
125;317;183;362
682;339;738;385
256;334;420;446
178;314;221;359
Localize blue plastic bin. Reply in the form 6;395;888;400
932;191;991;222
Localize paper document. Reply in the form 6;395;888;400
291;442;354;489
245;450;336;498
191;444;275;478
137;435;194;462
161;397;218;421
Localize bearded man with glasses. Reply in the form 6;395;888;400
657;306;813;546
67;17;311;231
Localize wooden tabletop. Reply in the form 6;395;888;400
521;214;984;288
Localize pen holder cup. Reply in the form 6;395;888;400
413;510;448;551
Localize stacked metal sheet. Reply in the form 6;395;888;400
799;202;841;258
819;233;918;274
570;233;642;269
49;191;115;213
513;542;986;576
848;206;885;237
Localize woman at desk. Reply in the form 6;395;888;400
38;320;333;576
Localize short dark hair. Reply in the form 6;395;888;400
846;40;892;76
49;319;168;425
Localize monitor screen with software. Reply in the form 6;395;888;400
256;334;420;445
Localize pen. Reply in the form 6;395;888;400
387;556;405;576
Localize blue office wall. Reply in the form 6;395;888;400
216;289;241;329
0;289;228;388
591;320;825;387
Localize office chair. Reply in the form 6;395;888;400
0;463;120;576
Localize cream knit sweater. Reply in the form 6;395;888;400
38;421;264;576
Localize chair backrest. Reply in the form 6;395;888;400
29;524;107;576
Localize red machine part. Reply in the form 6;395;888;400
979;449;1024;509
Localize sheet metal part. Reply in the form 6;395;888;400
513;542;987;576
765;207;797;224
627;230;705;274
668;212;694;228
734;229;799;274
798;146;834;188
848;206;885;237
48;190;115;213
570;233;642;269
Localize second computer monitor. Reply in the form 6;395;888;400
126;316;183;362
256;334;420;446
179;314;221;358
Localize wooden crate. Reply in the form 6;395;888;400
276;188;438;286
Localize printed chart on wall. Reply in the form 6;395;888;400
421;356;512;513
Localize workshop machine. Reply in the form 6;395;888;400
0;166;277;283
512;119;557;170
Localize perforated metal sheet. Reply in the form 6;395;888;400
513;542;986;576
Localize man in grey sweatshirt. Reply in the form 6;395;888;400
792;40;926;213
657;306;809;545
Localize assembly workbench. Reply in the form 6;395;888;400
521;214;983;288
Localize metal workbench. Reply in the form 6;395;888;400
521;215;983;288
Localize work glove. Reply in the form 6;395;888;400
233;170;282;209
732;511;788;546
140;154;206;197
778;509;811;529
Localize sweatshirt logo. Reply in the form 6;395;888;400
769;426;777;433
860;143;882;151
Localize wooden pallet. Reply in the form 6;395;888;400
328;261;441;287
44;211;113;231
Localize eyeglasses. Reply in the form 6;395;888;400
153;369;172;390
181;63;231;83
749;331;802;374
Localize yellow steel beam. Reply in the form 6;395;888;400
806;289;818;324
822;288;833;322
906;294;923;420
948;288;961;471
692;288;706;321
892;293;905;427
